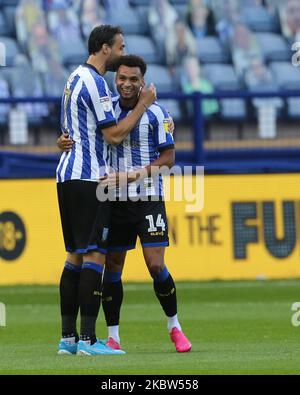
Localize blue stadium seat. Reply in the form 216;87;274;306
59;38;87;67
0;37;21;66
241;6;279;32
0;0;19;5
135;6;150;35
169;0;188;4
270;61;300;90
244;66;284;121
145;64;175;91
270;61;300;119
8;66;49;141
203;64;242;91
197;36;230;63
0;11;8;36
255;33;290;62
125;35;160;64
42;67;69;97
107;6;148;35
0;69;8;85
285;97;300;119
218;98;247;120
155;98;182;121
0;70;10;144
173;4;187;19
129;0;150;5
203;64;246;120
2;6;16;37
145;64;182;120
8;66;44;101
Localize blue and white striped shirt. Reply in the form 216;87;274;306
56;64;116;183
110;97;175;197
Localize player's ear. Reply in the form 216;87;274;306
102;44;110;55
141;77;145;88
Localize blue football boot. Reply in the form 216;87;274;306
76;339;125;355
57;339;78;355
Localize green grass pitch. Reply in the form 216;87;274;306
1;280;300;375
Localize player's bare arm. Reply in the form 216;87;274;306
102;84;157;146
144;148;175;176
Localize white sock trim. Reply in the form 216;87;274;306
108;325;120;343
167;314;182;333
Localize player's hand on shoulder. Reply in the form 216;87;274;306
167;114;175;134
138;83;157;109
57;133;74;152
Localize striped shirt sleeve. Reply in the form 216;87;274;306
151;104;175;152
82;70;117;128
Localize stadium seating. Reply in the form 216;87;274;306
203;64;243;92
8;66;43;101
241;6;279;32
135;6;150;35
107;6;148;35
270;62;300;90
125;35;161;64
0;10;7;36
172;3;187;19
145;64;176;91
270;61;300;119
0;70;9;144
286;97;300;119
59;38;87;67
1;6;16;36
145;64;182;120
0;0;19;6
0;37;20;67
203;64;246;120
169;0;189;4
8;65;48;144
0;0;298;136
196;36;230;64
129;0;151;5
255;33;291;62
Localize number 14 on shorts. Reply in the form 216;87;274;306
146;214;166;232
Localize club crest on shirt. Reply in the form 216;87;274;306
163;119;172;134
100;96;112;112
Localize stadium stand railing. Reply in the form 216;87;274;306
1;90;300;178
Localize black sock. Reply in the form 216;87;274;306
59;262;81;340
154;274;177;317
102;280;123;326
78;263;103;344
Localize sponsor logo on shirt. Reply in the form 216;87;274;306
100;96;112;112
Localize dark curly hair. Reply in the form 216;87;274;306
116;55;147;76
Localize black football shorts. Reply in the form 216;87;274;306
57;180;110;254
108;199;169;252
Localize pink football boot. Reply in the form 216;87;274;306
170;328;192;353
106;337;122;350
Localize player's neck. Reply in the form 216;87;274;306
119;97;138;110
86;55;106;76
